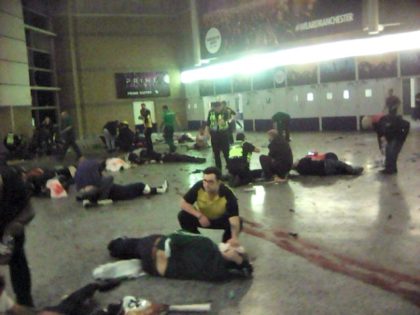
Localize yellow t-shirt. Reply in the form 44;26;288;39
183;181;238;220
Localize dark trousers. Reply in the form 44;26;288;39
210;132;230;171
144;128;154;153
61;138;82;159
9;232;33;307
163;126;176;152
259;155;291;179
385;139;404;172
228;160;262;185
178;210;242;242
44;283;102;315
109;183;147;200
324;159;355;175
162;153;205;164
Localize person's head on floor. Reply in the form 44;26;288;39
361;115;373;130
324;152;338;161
236;132;245;141
203;166;222;194
267;129;278;141
219;243;253;277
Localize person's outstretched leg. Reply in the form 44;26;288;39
109;181;167;200
9;232;33;307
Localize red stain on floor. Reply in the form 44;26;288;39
242;221;420;307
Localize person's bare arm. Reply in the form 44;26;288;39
228;216;241;246
180;199;210;227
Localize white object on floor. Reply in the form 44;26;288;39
106;158;131;172
46;179;68;198
92;259;145;280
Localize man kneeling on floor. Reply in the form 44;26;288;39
292;152;364;176
227;132;261;187
178;167;242;245
107;230;253;281
74;157;167;207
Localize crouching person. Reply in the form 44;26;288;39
107;230;253;281
178;167;242;244
74;157;167;207
259;129;293;182
227;132;261;187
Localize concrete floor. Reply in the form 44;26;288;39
3;125;420;314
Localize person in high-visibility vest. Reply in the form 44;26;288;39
227;133;261;187
206;102;230;172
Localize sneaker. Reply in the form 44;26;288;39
352;167;364;175
83;200;97;208
98;199;113;206
156;180;168;194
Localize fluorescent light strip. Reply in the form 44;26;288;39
181;30;420;83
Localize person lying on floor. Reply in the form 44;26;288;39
107;230;253;282
74;157;167;207
292;152;364;176
127;149;205;165
0;274;120;315
22;166;75;197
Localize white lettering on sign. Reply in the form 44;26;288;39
295;13;354;32
205;27;222;54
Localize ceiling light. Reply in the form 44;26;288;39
181;30;420;83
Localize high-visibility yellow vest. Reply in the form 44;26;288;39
229;141;251;162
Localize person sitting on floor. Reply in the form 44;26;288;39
259;129;293;182
193;125;210;150
74;157;167;207
227;132;261;187
107;230;253;282
292;152;364;176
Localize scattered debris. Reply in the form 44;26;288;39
288;232;298;238
228;290;236;300
289;208;295;213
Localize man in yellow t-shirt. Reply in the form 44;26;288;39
179;167;241;245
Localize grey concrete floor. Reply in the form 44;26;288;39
3;126;420;314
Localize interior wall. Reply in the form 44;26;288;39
53;3;192;138
0;0;32;136
185;77;404;131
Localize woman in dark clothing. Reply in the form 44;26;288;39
259;129;293;182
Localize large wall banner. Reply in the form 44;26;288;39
198;0;362;60
115;72;170;98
